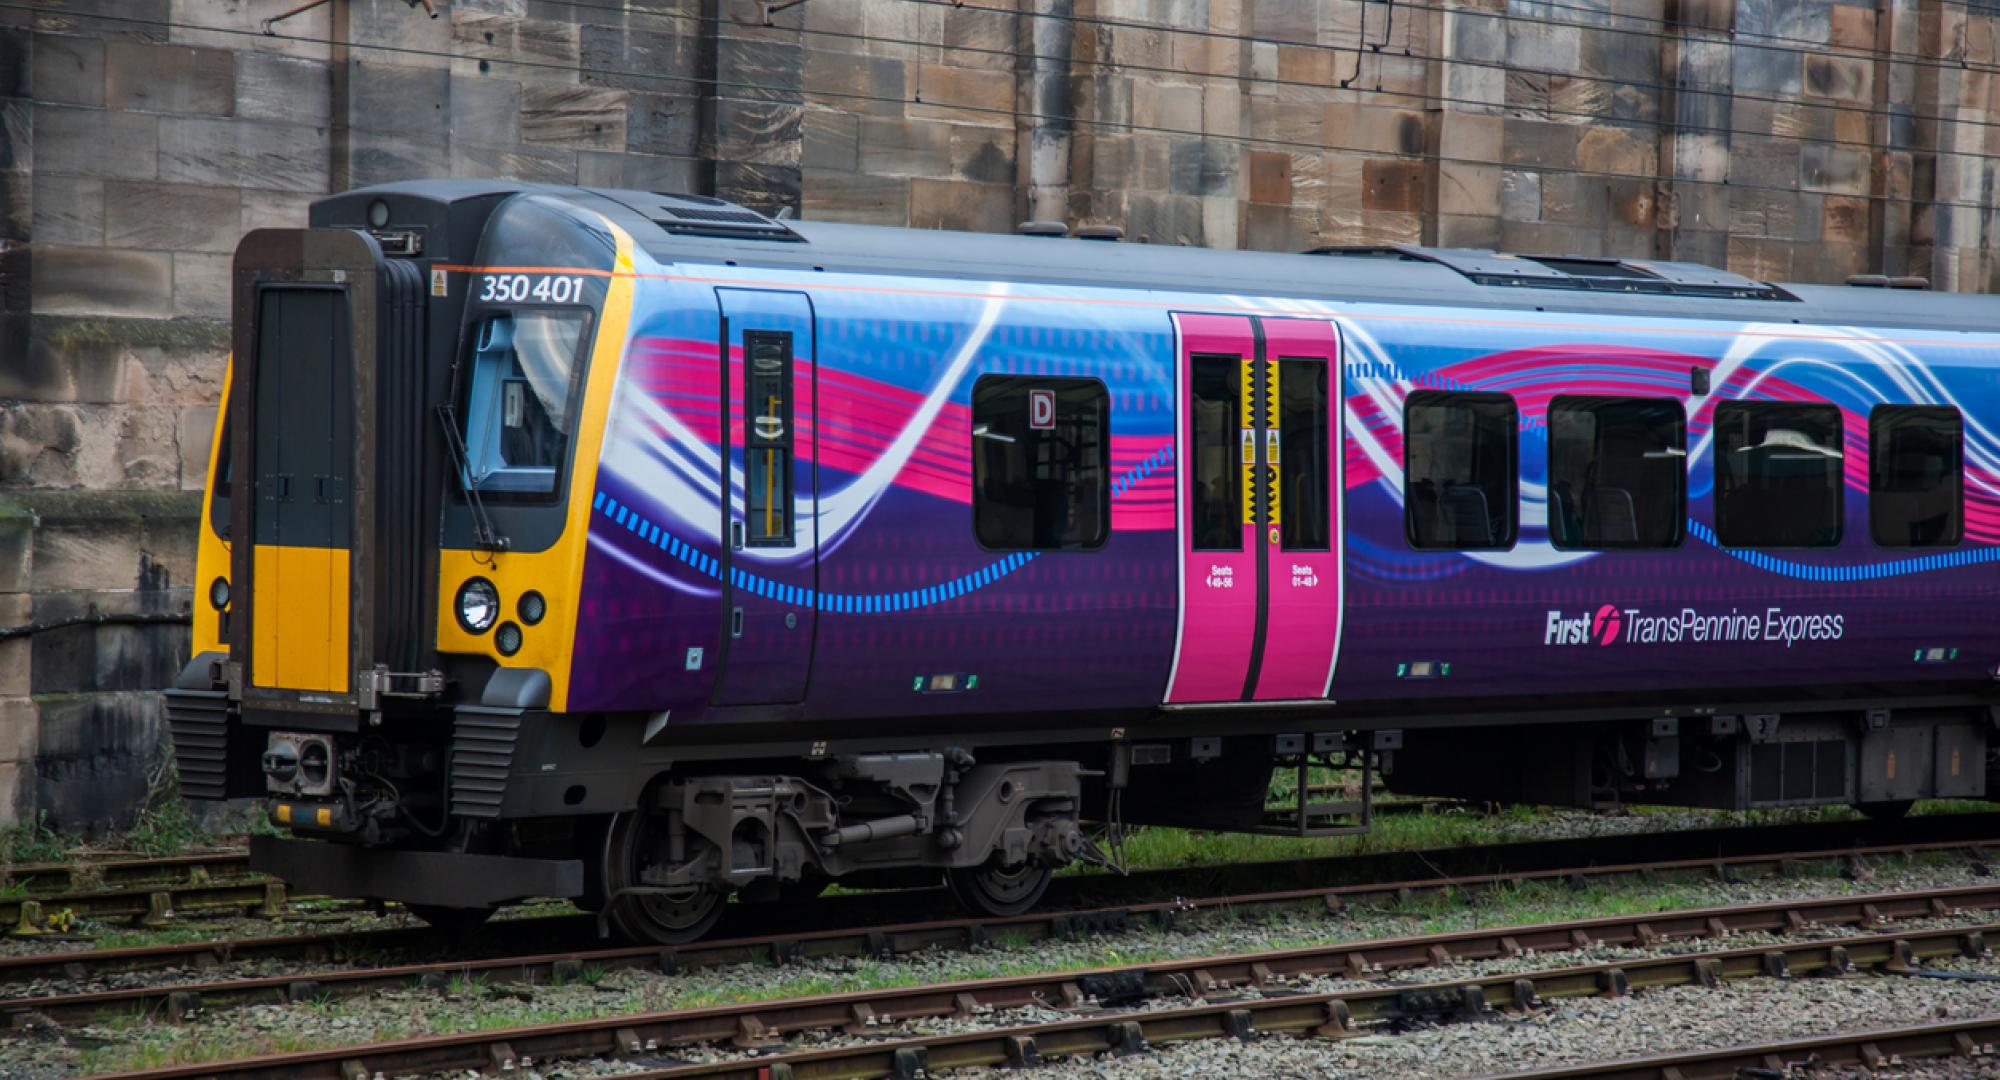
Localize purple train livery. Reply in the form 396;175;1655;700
166;180;2000;941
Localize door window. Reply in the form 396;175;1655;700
1190;357;1243;551
1278;359;1331;551
744;332;795;546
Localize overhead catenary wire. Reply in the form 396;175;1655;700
21;1;2000;220
510;0;2000;160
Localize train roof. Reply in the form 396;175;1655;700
320;179;2000;336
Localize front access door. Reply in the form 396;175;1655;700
1165;313;1343;703
713;289;818;705
249;287;354;693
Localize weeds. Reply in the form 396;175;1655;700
125;753;203;857
0;810;72;865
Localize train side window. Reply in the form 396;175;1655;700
972;376;1109;550
1404;391;1517;550
1189;357;1242;551
1278;359;1332;551
1546;396;1686;549
461;310;592;496
1714;402;1843;548
744;331;795;546
1871;405;1962;548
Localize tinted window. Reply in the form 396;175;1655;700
744;332;794;547
1714;402;1843;547
1871;405;1962;548
1405;391;1516;550
1278;359;1331;551
461;310;591;495
1190;357;1242;551
1547;396;1686;549
210;415;232;540
972;377;1109;550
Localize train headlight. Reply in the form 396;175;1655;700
456;578;500;634
495;621;523;656
209;577;230;610
518;591;546;625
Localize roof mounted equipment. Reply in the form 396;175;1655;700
1308;245;1797;301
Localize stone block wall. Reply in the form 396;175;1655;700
0;0;1996;827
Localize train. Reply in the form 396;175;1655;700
166;178;2000;942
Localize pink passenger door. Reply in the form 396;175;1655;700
1164;314;1343;703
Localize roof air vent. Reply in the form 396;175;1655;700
1845;274;1891;288
1018;221;1067;237
1073;224;1123;241
645;193;802;242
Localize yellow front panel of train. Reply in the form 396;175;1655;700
251;544;350;693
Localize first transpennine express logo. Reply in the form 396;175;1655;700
1545;605;1844;649
1590;604;1622;646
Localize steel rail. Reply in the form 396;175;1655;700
9;837;1999;1025
1472;1015;2000;1079
74;919;2000;1080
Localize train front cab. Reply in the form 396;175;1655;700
164;188;634;917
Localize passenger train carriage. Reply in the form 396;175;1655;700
167;179;2000;942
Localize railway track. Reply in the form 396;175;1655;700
0;851;254;895
0;813;1991;992
67;892;2000;1079
0;808;1984;949
0;876;299;936
6;837;1996;1028
1475;1016;2000;1079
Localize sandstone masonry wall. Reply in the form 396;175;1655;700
0;0;1993;827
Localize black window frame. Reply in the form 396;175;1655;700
1544;394;1688;551
970;374;1113;552
1712;400;1846;550
1869;404;1964;549
1403;389;1519;552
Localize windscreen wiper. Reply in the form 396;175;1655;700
435;402;510;552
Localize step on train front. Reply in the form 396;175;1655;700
166;179;2000;941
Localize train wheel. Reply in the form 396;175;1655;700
946;856;1051;917
601;805;726;944
407;904;494;937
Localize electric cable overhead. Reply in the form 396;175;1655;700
18;2;2000;218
